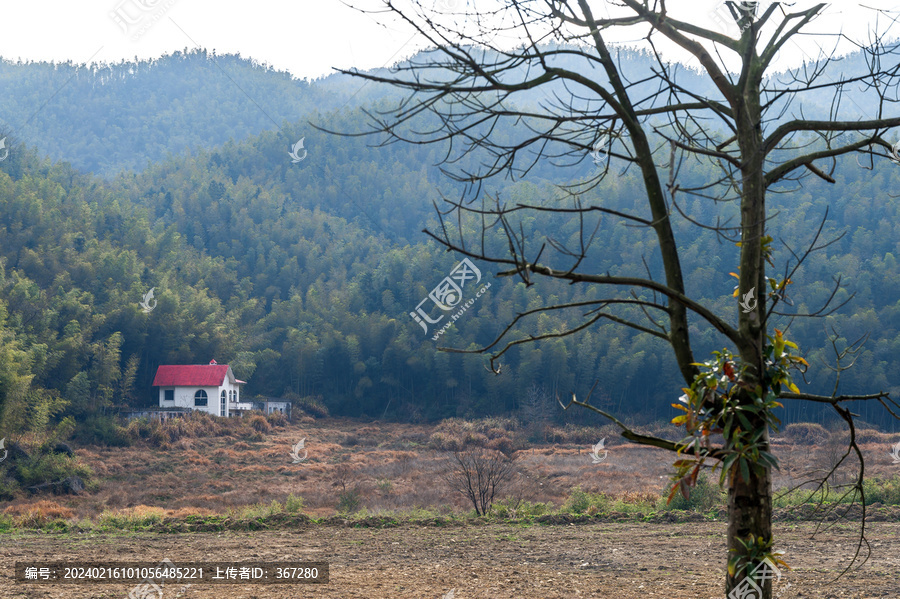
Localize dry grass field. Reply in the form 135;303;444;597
1;416;899;598
3;416;897;521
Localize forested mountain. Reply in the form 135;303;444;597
1;47;899;445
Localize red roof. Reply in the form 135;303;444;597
152;364;242;387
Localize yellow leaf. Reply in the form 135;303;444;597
729;272;740;279
788;382;800;394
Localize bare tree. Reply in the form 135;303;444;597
338;1;900;596
443;447;517;515
520;382;552;436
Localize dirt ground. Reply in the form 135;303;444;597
2;521;899;599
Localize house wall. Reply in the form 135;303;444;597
158;382;242;416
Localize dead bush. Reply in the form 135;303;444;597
487;436;515;456
783;422;829;445
4;501;75;526
248;414;271;433
442;447;517;516
266;411;288;427
429;432;462;451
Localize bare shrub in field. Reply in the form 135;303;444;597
266;411;288;427
248;414;271;433
331;463;364;513
782;422;829;445
852;427;892;445
429;432;462;451
487;436;514;455
442;448;517;516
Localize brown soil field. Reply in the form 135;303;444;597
2;521;899;599
2;418;899;598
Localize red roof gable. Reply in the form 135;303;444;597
152;364;241;387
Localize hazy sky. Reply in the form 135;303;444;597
0;1;897;80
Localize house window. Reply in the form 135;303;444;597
164;389;174;401
194;390;208;406
220;390;227;416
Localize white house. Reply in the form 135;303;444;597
151;360;251;417
253;398;292;417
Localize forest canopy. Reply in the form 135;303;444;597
1;48;899;436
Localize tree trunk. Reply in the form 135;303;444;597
726;431;774;597
729;33;773;596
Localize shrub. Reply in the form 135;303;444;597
462;431;489;448
284;493;305;513
16;453;92;488
782;422;829;445
72;416;131;447
266;411;288;427
248;414;271;433
863;475;900;506
429;432;461;451
664;473;725;512
487;436;514;456
854;427;891;445
294;395;329;418
337;487;363;513
0;513;14;532
563;486;611;514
